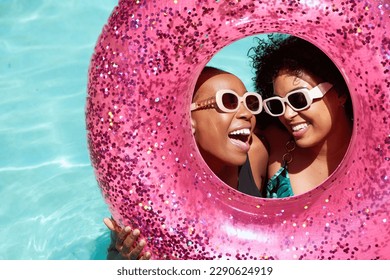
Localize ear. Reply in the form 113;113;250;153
191;117;196;135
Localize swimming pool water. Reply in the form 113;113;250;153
0;0;118;260
0;0;264;260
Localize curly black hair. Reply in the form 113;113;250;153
248;34;353;127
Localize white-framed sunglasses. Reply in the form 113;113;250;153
263;82;334;117
190;89;263;115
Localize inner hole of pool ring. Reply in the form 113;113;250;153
189;33;354;200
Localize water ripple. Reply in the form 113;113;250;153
0;158;91;172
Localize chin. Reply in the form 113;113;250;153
233;155;248;167
295;138;313;148
222;154;246;167
295;137;322;149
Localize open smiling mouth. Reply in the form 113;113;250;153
292;123;309;132
228;128;251;143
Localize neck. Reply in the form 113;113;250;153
214;166;239;188
200;153;239;189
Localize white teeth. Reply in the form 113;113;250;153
229;128;251;136
292;123;308;132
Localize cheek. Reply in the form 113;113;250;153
250;116;256;128
308;105;335;134
209;113;232;130
195;113;230;140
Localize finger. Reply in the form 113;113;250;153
104;217;122;233
121;229;140;258
116;226;132;250
103;218;115;231
128;238;146;260
140;251;152;260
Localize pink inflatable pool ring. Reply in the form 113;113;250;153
86;0;390;259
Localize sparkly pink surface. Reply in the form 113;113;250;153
86;0;390;259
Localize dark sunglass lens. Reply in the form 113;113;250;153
245;95;260;111
266;100;284;115
288;92;308;109
222;92;238;109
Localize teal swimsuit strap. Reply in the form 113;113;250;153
266;138;295;198
265;163;294;198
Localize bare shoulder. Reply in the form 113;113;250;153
250;133;268;153
262;124;291;176
249;133;269;164
248;133;269;190
264;125;290;151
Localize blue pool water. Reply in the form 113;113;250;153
0;0;263;260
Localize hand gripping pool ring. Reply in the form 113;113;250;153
86;0;390;259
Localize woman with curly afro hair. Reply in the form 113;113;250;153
249;34;353;198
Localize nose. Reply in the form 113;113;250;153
283;103;298;120
236;101;253;120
